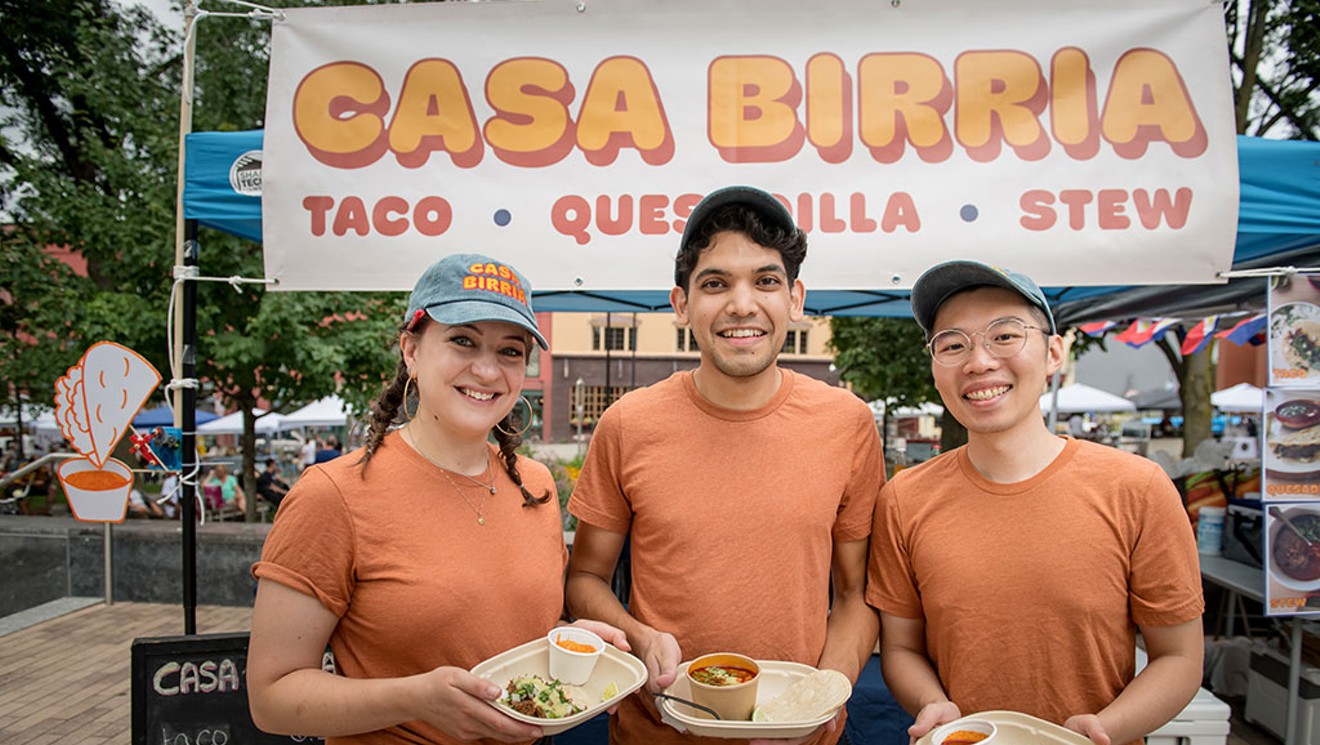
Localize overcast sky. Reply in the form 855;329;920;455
125;0;183;27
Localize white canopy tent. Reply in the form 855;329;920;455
197;408;288;435
1039;383;1138;414
868;400;944;418
1210;382;1264;413
281;396;350;428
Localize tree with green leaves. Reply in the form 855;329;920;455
0;0;405;517
828;316;967;455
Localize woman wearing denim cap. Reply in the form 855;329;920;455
248;253;628;744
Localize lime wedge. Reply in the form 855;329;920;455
601;681;620;702
752;706;771;723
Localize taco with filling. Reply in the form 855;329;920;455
1284;318;1320;372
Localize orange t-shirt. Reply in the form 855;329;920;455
570;370;884;744
253;432;567;745
867;438;1203;740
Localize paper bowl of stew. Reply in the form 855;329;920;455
1268;506;1320;591
57;456;133;523
686;652;761;721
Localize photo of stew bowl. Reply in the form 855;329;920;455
686;652;761;721
1268;506;1320;592
932;718;998;745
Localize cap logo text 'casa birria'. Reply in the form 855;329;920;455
463;262;527;306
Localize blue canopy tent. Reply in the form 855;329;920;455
183;131;1320;321
132;404;219;428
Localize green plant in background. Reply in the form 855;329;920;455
524;448;585;531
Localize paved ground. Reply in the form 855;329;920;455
0;601;252;745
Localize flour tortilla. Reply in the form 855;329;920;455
752;669;852;723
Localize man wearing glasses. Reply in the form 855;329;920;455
867;260;1204;745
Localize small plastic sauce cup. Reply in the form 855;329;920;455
546;627;604;685
933;719;998;745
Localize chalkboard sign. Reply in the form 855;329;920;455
132;631;324;745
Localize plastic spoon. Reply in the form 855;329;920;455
654;693;723;720
1269;506;1317;545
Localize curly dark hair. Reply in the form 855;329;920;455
356;323;550;508
674;203;807;291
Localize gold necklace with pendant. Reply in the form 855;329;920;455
407;425;497;525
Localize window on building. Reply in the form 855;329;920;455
590;314;637;351
781;329;808;355
676;327;699;352
591;326;634;351
569;385;631;426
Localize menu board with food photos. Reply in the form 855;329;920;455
1262;278;1320;616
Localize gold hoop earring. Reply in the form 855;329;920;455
402;375;419;421
496;395;534;437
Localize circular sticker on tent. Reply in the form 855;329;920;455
229;150;263;196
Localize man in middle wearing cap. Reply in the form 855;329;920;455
566;186;884;744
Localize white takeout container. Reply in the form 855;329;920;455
659;660;845;739
546;626;605;685
471;636;646;736
914;712;1089;745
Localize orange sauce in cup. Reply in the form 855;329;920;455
941;731;989;745
555;635;597;654
65;470;131;490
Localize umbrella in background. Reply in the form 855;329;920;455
1210;382;1264;413
282;396;350;428
197;408;288;435
1039;383;1138;414
1127;386;1182;411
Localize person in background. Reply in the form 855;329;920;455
565;186;884;745
868;260;1204;745
299;437;316;472
314;436;341;464
247;252;626;744
255;459;290;512
127;480;166;518
202;463;247;514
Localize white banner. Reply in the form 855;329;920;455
263;0;1238;292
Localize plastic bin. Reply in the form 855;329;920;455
1245;639;1320;743
1145;686;1230;745
1137;646;1231;745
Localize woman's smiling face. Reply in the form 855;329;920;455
402;319;530;438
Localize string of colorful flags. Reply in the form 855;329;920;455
1076;313;1267;354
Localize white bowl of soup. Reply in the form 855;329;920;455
1269;506;1320;592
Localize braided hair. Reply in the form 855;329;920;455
357;322;550;508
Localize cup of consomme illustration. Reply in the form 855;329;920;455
57;457;134;522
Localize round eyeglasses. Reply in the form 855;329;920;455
926;318;1045;367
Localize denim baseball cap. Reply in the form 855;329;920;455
910;260;1057;337
404;253;548;349
679;186;796;250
